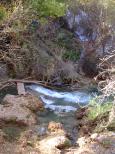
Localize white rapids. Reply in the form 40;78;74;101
26;84;93;113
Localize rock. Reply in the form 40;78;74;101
0;129;6;144
3;94;44;112
48;121;64;134
19;129;39;148
77;137;90;148
38;135;71;154
107;106;115;130
75;132;115;154
80;125;90;135
36;126;47;136
0;63;8;79
19;125;47;147
76;107;88;120
0;94;44;126
29;125;48;137
90;133;98;140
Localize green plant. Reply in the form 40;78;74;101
88;99;113;120
0;6;7;22
63;50;80;61
27;0;67;18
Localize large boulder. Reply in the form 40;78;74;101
2;94;44;112
38;135;71;154
69;132;115;154
0;94;44;126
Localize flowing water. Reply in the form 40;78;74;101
26;84;94;113
26;84;95;142
0;84;96;144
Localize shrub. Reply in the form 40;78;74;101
88;99;113;120
63;50;80;61
0;6;7;22
27;0;67;18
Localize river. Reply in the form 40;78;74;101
26;84;95;113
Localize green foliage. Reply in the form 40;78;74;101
57;30;73;48
57;30;81;61
106;0;115;25
63;50;80;61
63;139;71;148
28;0;67;18
0;6;7;22
88;99;113;120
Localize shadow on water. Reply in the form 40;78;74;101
0;86;18;103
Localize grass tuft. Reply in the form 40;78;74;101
88;99;113;120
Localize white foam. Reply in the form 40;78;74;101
45;104;76;112
40;96;54;105
27;85;91;104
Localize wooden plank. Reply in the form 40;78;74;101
17;82;26;95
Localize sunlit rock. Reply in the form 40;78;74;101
0;94;44;126
48;121;65;134
38;135;71;154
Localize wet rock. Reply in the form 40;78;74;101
107;106;115;130
76;107;88;120
0;94;44;126
38;135;71;154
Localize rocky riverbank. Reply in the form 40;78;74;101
0;93;114;154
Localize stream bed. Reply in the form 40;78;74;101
26;84;94;113
0;84;96;143
26;84;96;142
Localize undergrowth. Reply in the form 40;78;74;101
0;6;7;22
88;99;113;120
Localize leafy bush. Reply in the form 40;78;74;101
27;0;67;18
63;50;80;61
0;6;7;22
88;99;113;120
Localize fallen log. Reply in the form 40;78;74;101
0;78;55;91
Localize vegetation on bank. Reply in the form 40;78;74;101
88;99;113;120
26;0;67;18
0;0;115;100
0;6;7;22
0;1;115;154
